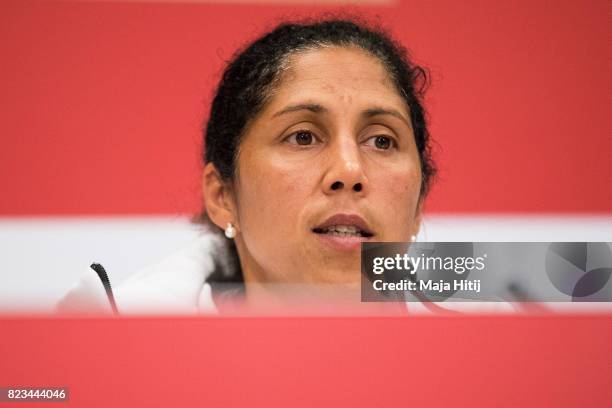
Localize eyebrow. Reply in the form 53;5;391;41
362;107;411;127
272;103;326;117
272;103;411;127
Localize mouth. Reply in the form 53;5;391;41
312;225;374;238
311;213;375;251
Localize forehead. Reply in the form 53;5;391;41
266;46;406;111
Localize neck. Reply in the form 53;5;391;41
231;238;406;315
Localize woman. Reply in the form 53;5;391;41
58;18;437;315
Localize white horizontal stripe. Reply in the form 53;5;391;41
0;215;611;312
419;214;612;242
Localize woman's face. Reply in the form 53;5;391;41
231;46;423;285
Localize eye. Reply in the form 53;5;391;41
285;130;316;146
366;135;396;150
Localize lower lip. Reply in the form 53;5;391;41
313;232;372;251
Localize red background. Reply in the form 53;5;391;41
1;315;611;407
1;0;611;216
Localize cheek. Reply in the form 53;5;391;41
236;153;315;245
235;153;320;280
241;164;307;221
370;166;421;237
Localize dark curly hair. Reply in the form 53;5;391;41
198;17;436;288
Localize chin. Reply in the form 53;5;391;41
312;264;361;285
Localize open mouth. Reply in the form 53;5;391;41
312;225;374;238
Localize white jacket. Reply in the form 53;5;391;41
57;232;229;315
57;232;517;315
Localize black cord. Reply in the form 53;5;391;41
90;263;119;316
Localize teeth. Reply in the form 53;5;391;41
327;231;361;237
327;225;358;233
322;225;362;237
313;224;371;237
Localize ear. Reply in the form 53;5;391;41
203;162;238;231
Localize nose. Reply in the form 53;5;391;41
322;138;368;196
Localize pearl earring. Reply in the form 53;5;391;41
225;222;236;239
410;235;417;242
